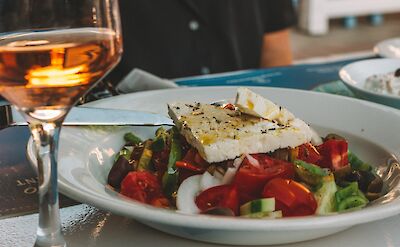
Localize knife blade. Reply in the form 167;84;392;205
4;105;174;127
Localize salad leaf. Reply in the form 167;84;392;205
124;132;143;145
314;173;338;215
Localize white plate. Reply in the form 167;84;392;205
374;38;400;58
27;86;400;245
339;58;400;109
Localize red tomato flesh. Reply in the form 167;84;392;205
317;139;348;171
120;171;163;204
177;148;208;183
195;185;239;215
262;178;317;217
150;196;170;208
297;143;321;165
176;161;204;172
232;154;294;203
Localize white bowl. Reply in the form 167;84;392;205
27;87;400;245
374;37;400;58
339;58;400;109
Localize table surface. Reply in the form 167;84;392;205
1;54;400;247
1;204;400;247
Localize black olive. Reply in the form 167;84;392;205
344;170;375;192
344;170;361;182
366;192;381;201
107;156;133;189
333;165;352;180
395;68;400;77
368;176;383;194
360;171;377;191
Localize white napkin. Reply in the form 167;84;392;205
116;68;178;94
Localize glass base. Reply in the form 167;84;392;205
34;234;66;247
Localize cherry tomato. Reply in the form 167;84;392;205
232;154;294;203
262;178;317;217
297;143;321;165
120;171;162;203
195;185;239;215
317;139;348;171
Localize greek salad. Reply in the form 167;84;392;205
107;88;384;218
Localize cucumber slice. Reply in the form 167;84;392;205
240;198;275;216
268;210;282;218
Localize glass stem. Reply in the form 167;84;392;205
30;121;66;247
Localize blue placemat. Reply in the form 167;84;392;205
175;57;374;92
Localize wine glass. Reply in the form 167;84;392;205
0;1;122;246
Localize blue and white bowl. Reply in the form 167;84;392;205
339;58;400;109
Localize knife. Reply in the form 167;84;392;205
0;103;174;128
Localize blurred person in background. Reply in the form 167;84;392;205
108;0;297;83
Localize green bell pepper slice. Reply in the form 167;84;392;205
337;195;368;211
348;151;372;172
162;127;182;197
151;127;168;152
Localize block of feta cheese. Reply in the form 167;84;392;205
168;101;312;163
235;87;294;125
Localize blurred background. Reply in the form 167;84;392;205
293;0;400;60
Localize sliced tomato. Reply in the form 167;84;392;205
297;143;321;165
262;178;317;217
177;160;205;183
180;148;209;168
195;185;239;215
177;148;208;183
182;148;197;162
150;196;170;208
223;103;236;110
194;152;209;167
317;139;348;171
232;154;294;203
120;171;162;203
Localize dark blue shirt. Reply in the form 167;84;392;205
109;0;296;82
